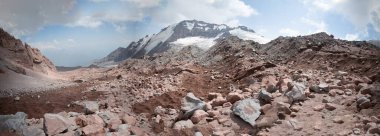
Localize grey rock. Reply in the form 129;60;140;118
285;82;307;103
258;89;272;104
357;97;372;109
181;93;206;119
232;99;261;127
309;83;329;93
83;101;99;114
0;112;27;134
22;126;45;136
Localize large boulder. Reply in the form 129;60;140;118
43;113;72;135
0;112;28;134
285;82;307;103
232;99;261;127
181;93;206;119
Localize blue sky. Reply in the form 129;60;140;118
0;0;379;66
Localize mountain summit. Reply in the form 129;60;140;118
93;20;269;66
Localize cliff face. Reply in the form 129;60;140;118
0;28;56;75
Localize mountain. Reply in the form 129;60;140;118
0;28;56;75
0;28;59;94
93;20;269;66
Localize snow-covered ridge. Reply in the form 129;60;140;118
229;27;269;44
94;20;270;66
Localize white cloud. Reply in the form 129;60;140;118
30;39;77;51
0;0;78;37
150;0;257;26
122;0;161;8
302;0;380;33
301;18;327;33
279;28;301;36
344;33;359;41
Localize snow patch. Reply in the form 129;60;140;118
214;25;227;30
144;24;177;53
171;36;217;50
198;23;207;27
229;28;270;44
185;22;195;30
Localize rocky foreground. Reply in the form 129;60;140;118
1;33;380;136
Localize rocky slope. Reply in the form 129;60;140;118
0;28;56;74
1;32;380;136
93;20;269;66
0;28;69;96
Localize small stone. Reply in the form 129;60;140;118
82;124;105;136
207;110;220;117
290;105;301;112
313;104;325;111
329;90;337;97
333;117;344;124
190;110;208;124
352;128;361;135
357;97;372;109
322;98;331;103
258;89;272;104
121;115;136;126
83;101;99;114
222;102;232;107
290;112;297;117
308;93;316;98
226;92;243;104
14;96;20;101
325;103;337;111
173;120;194;130
336;89;344;95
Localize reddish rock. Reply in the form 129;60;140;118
325;103;337;111
226;92;243;104
43;113;72;136
190;110;208;124
82;124;105;136
121;115;137;126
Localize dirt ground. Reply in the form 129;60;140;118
0;84;102;118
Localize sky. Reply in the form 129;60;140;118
0;0;379;66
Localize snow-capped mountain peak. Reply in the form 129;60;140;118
93;20;269;66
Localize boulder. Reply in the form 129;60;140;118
43;113;72;135
181;93;206;119
21;126;45;136
173;120;194;130
232;99;261;127
83;101;99;114
0;112;28;134
285;82;307;103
